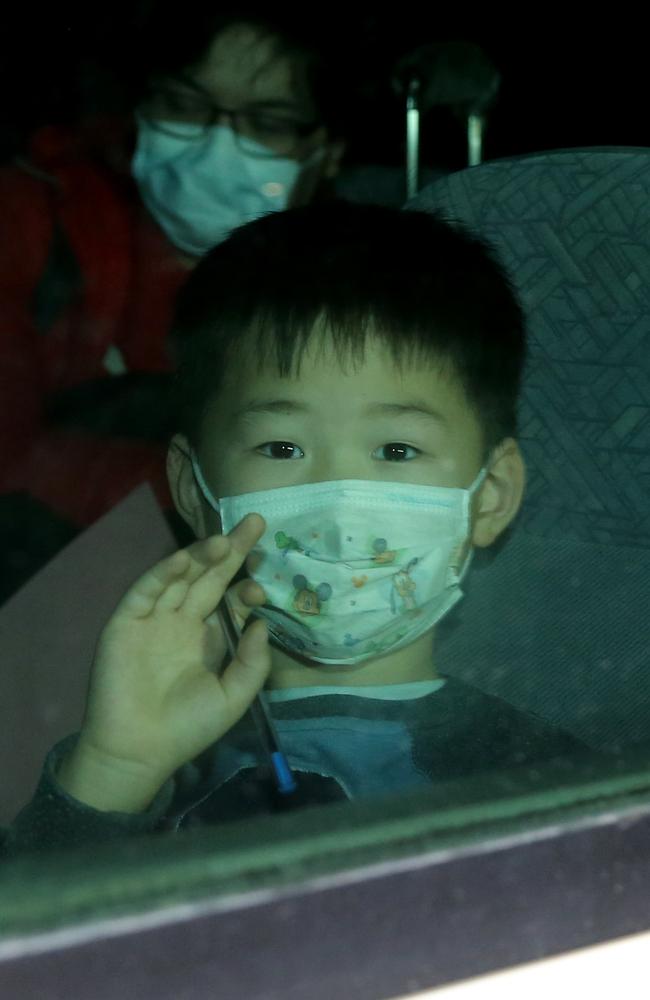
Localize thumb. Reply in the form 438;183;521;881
226;577;267;630
219;618;272;722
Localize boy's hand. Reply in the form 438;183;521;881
56;514;270;813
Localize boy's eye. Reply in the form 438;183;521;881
373;443;420;462
257;441;305;460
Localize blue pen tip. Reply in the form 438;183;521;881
271;751;297;795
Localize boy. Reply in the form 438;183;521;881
4;202;585;852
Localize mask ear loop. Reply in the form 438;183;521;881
468;465;489;495
457;465;490;583
190;449;221;514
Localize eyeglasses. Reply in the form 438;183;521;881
139;75;322;160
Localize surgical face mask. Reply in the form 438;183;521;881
131;117;322;256
192;457;487;665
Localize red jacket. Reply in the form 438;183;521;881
0;124;189;526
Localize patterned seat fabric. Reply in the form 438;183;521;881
409;150;650;750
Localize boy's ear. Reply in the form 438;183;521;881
166;435;218;539
471;438;526;548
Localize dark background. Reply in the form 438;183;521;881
2;7;647;170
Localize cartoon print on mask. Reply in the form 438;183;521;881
292;575;333;616
275;530;304;558
275;529;324;561
371;538;397;565
390;558;419;614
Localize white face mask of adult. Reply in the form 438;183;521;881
192;457;487;665
131;117;322;256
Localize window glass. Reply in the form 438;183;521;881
1;9;648;951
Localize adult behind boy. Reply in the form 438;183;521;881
3;202;586;854
0;6;350;550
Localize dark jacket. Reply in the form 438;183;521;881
1;676;588;857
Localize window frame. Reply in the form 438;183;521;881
2;747;650;996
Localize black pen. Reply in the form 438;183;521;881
217;598;297;796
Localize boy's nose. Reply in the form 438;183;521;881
306;461;364;484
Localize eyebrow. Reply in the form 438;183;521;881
234;400;449;425
246;99;309;114
172;76;307;115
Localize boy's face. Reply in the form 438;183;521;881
169;329;525;686
195;333;486;501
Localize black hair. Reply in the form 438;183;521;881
172;200;526;456
129;4;362;136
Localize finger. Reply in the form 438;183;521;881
154;577;191;612
159;535;230;594
219;619;271;720
182;533;229;573
230;578;267;627
204;577;267;627
201;580;266;673
148;541;223;614
186;514;265;567
181;515;266;619
150;528;260;618
114;549;191;618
